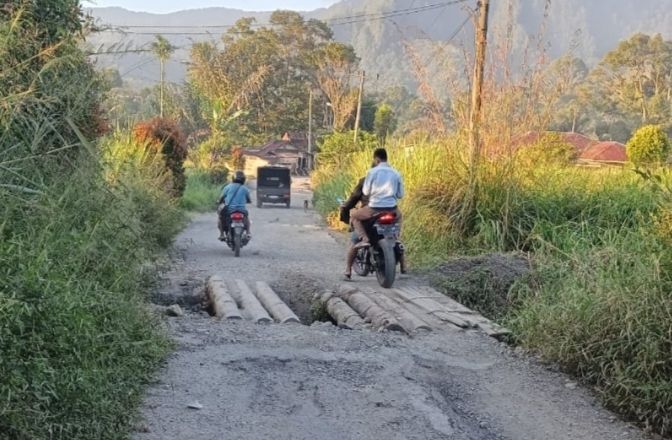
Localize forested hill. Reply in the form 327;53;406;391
88;0;672;89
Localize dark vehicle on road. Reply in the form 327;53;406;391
354;211;404;288
256;166;291;208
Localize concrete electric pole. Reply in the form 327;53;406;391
353;70;366;144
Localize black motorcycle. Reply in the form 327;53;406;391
353;211;404;288
224;211;250;257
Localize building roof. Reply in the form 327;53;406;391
511;131;597;153
579;141;627;162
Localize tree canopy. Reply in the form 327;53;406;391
187;11;359;146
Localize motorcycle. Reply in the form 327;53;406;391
353;210;405;289
223;210;250;257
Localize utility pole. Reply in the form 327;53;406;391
353;70;366;144
159;58;165;118
308;89;313;171
468;0;489;173
461;0;490;226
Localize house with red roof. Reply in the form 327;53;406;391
578;141;627;164
511;131;628;164
243;132;311;176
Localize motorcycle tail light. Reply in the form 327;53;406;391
377;212;397;225
231;212;244;221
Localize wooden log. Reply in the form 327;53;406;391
414;286;476;314
338;284;403;332
206;276;242;320
385;292;454;330
326;297;365;330
400;287;510;335
392;288;472;328
254;282;300;324
471;315;511;337
362;288;431;333
230;280;272;324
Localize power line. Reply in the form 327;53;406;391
328;0;469;25
99;0;470;35
86;48;152;56
446;11;473;42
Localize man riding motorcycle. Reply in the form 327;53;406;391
351;148;404;247
343;150;405;280
217;171;251;241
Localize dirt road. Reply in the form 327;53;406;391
135;180;644;440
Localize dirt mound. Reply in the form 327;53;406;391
431;253;531;320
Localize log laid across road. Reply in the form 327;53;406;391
206;276;243;320
231;279;273;324
254;281;301;324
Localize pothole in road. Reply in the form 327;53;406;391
271;273;334;325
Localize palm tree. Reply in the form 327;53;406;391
151;35;175;117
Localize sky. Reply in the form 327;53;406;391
84;0;340;13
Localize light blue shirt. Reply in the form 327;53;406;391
220;183;251;212
362;163;404;208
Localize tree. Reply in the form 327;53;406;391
626;125;671;166
374;103;397;144
584;33;672;138
151;35;175;118
546;56;590;133
310;42;359;132
187;13;358;144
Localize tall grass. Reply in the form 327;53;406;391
181;171;224;212
1;133;184;439
313;136;672;436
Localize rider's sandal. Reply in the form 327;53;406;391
343;273;352;281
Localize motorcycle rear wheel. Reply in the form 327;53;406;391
375;240;397;288
233;227;242;257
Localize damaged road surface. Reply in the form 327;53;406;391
136;180;644;440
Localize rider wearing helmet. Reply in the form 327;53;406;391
217;171;252;241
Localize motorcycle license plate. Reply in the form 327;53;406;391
231;222;244;228
375;224;399;236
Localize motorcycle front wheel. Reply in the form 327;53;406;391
375;239;397;288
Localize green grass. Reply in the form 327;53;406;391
181;171;224;212
0;142;185;439
313;135;672;436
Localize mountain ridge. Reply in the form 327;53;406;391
87;0;672;92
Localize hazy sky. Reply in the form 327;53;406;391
85;0;340;13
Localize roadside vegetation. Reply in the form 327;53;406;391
0;2;184;438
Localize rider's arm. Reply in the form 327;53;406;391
362;170;374;197
245;188;252;204
396;174;405;200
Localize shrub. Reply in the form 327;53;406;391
626;125;671;166
515;132;576;168
134;118;188;196
186;133;230;183
316;130;378;168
